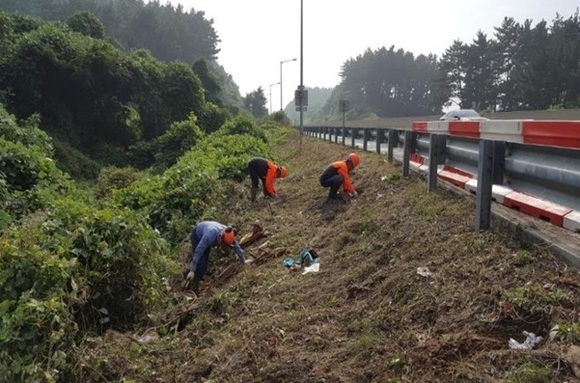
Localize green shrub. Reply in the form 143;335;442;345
0;107;70;224
43;197;175;329
217;114;267;142
95;166;142;199
186;134;271;181
152;116;205;171
0;227;77;383
52;137;101;180
113;163;219;242
128;114;205;172
198;102;230;134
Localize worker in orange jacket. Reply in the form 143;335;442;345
319;152;361;200
247;157;288;201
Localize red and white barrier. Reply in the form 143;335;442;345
407;119;580;233
412;119;580;149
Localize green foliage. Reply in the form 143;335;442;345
198;102;230;134
268;111;291;125
217;115;267;143
52;137;101;180
95;166;143;199
509;362;552;383
192;58;223;106
502;283;570;314
0;18;217;174
113;165;219;242
66;11;105;39
0;189;177;381
243;87;268;118
0;139;56;191
0;112;51;153
129;114;205;171
1;0;221;65
0;106;69;226
152;116;205;171
44;196;176;326
549;322;580;343
0;227;77;383
187;133;271;182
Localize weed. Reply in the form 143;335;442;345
509;362;552;383
387;173;400;182
549;322;580;342
514;250;535;266
326;295;340;307
335;232;353;251
502;283;570;314
388;351;411;375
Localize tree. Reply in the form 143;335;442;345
494;17;523;110
462;31;500;111
66;11;105;39
192;58;223;106
438;40;468;108
243;88;267;118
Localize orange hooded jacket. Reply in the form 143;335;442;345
330;161;355;193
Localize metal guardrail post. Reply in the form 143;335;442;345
493;141;505;184
402;131;415;176
334;127;338;144
387;129;396;163
427;134;448;191
476;140;494;231
376;128;383;154
363;128;369;151
428;134;439;191
351;128;357;149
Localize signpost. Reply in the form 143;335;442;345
295;86;308;112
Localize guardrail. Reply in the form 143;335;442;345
303;121;580;234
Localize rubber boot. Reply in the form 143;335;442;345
190;275;202;296
251;187;259;202
328;184;341;200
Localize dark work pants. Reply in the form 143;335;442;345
320;174;344;199
247;159;267;194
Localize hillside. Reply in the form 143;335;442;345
78;129;580;383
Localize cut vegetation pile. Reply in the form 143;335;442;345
78;130;580;383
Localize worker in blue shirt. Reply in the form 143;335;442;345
185;221;250;295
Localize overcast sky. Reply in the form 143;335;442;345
160;0;578;112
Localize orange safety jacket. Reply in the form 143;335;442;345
330;161;355;193
263;160;279;196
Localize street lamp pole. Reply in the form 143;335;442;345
269;82;280;114
280;58;296;111
299;0;304;143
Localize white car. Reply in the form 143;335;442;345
440;109;489;121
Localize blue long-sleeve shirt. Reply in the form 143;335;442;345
191;221;245;272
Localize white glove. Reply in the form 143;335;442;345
186;271;194;281
348;191;358;198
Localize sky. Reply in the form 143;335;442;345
160;0;579;112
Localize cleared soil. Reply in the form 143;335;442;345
78;130;580;383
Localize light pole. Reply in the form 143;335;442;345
280;58;296;111
269;82;280;114
299;0;304;143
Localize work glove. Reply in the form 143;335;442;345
182;271;195;291
348;190;358;198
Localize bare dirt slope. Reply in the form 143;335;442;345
81;130;580;383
